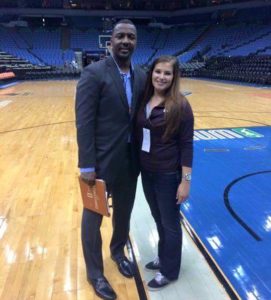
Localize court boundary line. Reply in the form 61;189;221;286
187;77;271;88
0;120;74;135
127;238;148;300
195;111;271;114
193;124;270;131
195;116;270;127
181;214;241;300
1;120;270;136
224;170;271;241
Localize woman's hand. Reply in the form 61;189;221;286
176;180;190;204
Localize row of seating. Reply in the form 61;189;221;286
1;18;270;85
191;56;271;85
14;67;80;80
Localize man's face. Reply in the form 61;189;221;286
111;23;137;61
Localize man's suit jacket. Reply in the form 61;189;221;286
75;56;146;184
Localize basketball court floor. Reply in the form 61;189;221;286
0;78;270;299
183;125;271;299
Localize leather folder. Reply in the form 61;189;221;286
78;177;110;217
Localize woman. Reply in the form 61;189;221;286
136;55;194;290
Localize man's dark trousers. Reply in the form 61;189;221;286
81;148;137;280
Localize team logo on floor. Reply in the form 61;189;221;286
194;128;264;140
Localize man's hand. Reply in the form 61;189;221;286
80;171;96;186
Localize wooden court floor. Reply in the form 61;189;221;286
0;79;270;300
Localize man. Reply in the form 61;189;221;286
75;19;146;300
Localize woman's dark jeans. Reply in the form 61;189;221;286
141;170;182;280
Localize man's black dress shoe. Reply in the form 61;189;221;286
112;256;134;278
89;276;117;300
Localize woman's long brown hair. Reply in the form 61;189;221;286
141;55;186;140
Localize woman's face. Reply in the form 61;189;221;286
152;61;174;94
